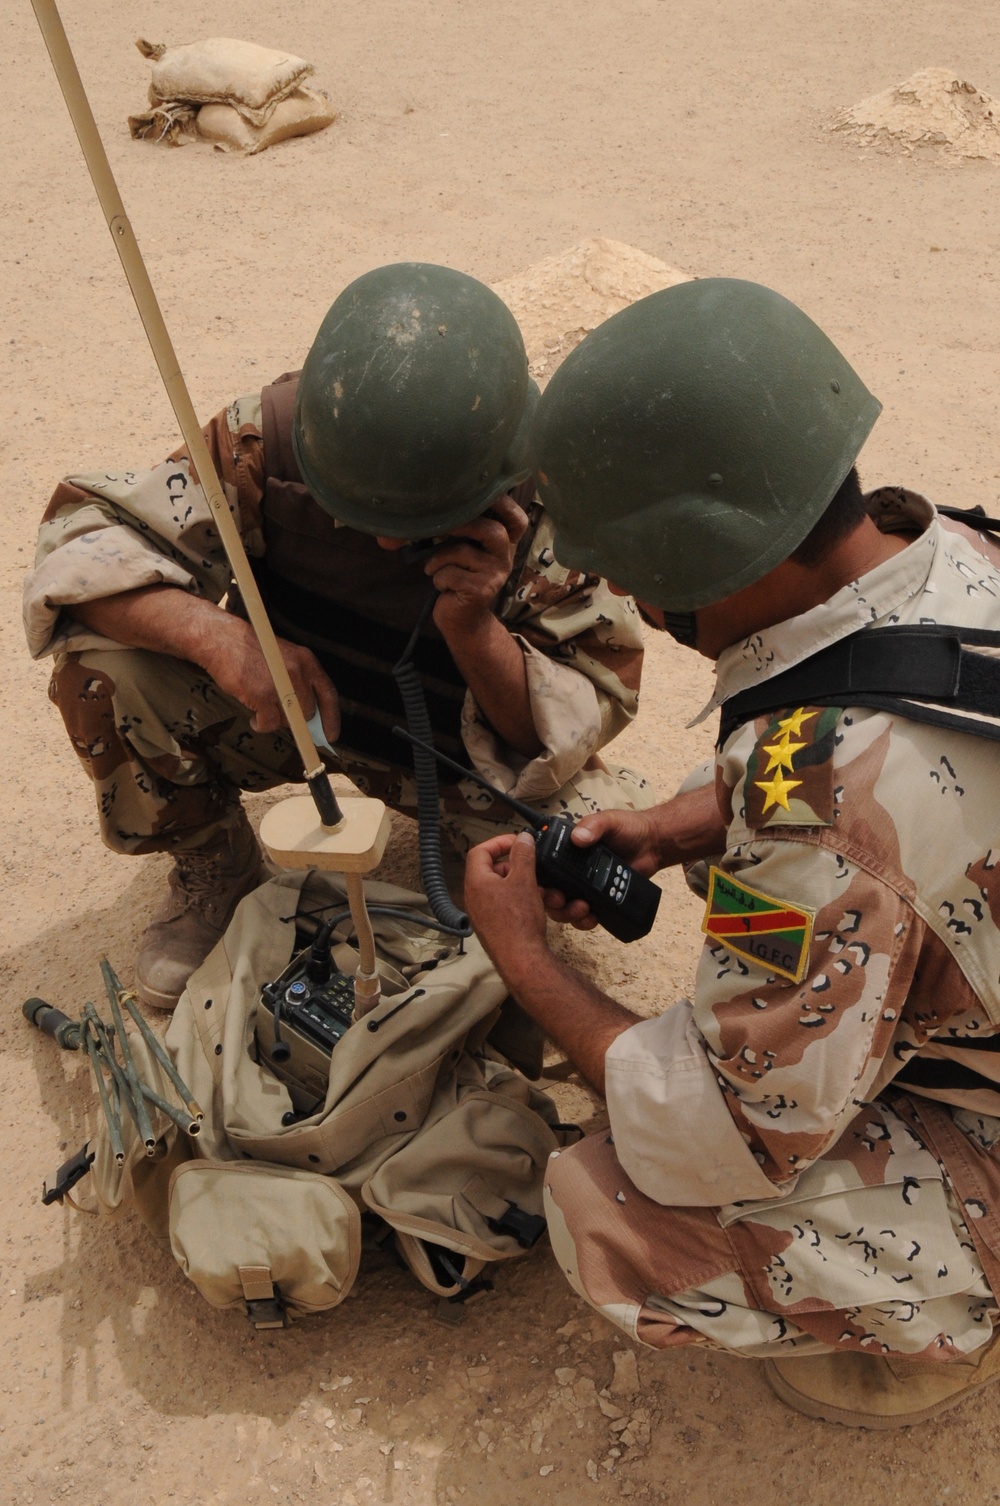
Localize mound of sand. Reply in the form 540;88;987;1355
832;67;1000;162
493;237;691;382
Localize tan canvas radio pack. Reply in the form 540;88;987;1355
30;871;575;1329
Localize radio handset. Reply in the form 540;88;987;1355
392;728;661;944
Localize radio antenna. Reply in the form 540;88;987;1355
29;0;342;830
393;727;545;829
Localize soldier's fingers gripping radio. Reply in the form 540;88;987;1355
393;727;661;943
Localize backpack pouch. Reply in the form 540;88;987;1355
169;1159;360;1320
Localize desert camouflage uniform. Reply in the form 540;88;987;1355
23;391;652;855
546;490;1000;1362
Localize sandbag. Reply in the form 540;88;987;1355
127;36;336;153
138;36;314;125
195;88;336;155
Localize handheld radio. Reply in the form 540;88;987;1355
393;728;661;943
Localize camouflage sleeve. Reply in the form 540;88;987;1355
604;837;923;1207
462;505;645;800
23;394;266;661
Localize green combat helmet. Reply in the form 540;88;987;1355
293;262;537;538
531;278;882;613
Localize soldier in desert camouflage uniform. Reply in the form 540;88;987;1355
24;264;650;1011
465;278;1000;1427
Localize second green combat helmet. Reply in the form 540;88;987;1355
530;277;882;612
293;262;538;538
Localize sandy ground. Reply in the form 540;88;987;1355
4;1;1000;1502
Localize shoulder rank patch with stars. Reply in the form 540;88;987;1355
743;704;841;831
702;866;816;983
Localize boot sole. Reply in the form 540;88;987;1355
762;1356;997;1429
133;977;182;1012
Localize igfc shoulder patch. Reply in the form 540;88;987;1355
702;865;815;983
743;704;841;831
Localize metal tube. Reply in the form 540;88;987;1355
28;0;342;831
100;963;156;1151
81;1018;124;1166
137;1083;201;1139
122;995;204;1123
84;1002;155;1155
104;959;205;1122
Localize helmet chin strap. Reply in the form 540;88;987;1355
661;610;698;647
637;602;698;647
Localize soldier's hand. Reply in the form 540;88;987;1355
465;831;550;960
205;617;341;742
428;494;529;636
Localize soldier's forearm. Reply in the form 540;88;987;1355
650;783;729;869
70;586;237;672
441;612;543;759
497;944;638;1096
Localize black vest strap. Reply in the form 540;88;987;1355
937;504;1000;534
718;624;1000;748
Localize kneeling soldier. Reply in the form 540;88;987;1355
465;276;1000;1427
26;263;651;1011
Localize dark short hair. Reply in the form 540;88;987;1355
790;466;867;567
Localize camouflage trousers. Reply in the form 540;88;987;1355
544;1093;1000;1363
49;648;655;855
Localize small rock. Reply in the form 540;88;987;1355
411;1436;446;1459
586;1459;599;1482
539;1465;555;1477
629;1408;651;1445
598;1396;624;1420
555;1367;577;1386
609;1350;640;1396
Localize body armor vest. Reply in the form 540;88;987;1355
257;373;472;770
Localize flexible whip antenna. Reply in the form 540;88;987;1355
29;0;342;830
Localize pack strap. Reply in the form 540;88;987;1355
718;624;1000;748
937;504;1000;534
238;1264;289;1329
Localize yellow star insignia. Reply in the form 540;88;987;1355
755;768;803;813
774;707;817;740
761;738;805;774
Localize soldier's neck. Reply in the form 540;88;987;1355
696;518;911;660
